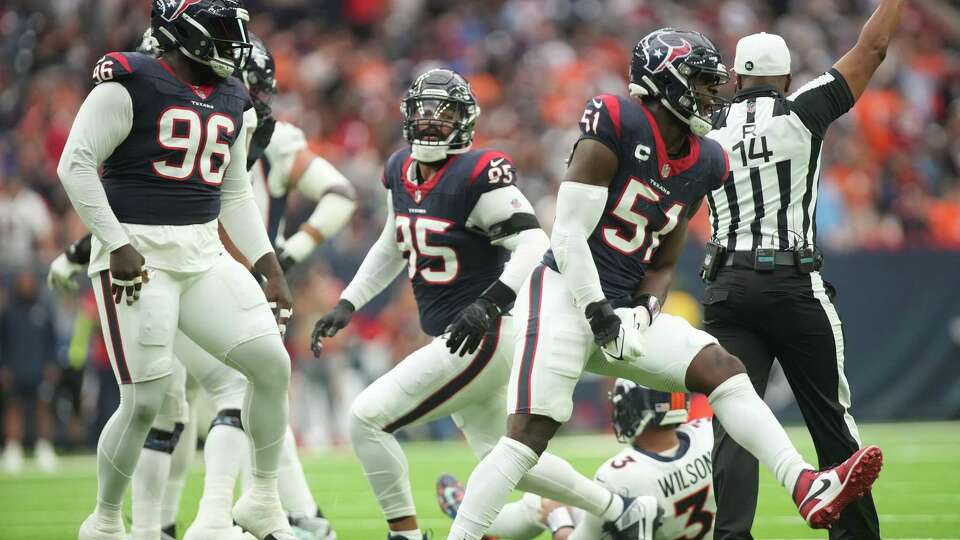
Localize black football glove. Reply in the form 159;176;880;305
446;297;501;357
585;300;621;347
311;299;355;357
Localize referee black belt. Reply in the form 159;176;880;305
723;250;798;268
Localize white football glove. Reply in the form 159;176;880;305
600;307;650;362
47;253;85;292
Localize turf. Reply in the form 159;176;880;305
1;422;957;539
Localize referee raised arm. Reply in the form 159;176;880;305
702;1;905;539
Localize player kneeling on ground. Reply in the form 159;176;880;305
439;380;715;539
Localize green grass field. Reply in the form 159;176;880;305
1;422;958;539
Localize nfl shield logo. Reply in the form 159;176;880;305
661;163;672;177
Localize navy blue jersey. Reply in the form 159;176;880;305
383;148;517;336
544;94;729;306
95;52;251;226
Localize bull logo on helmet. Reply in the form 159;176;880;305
156;0;203;22
643;32;694;74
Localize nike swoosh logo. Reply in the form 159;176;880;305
804;478;832;505
592;98;604;109
490;158;505;167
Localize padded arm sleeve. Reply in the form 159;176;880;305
466;185;548;293
57;82;133;253
219;126;273;265
551;182;607;311
340;192;406;310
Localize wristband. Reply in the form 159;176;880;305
480;280;516;312
546;505;575;533
633;293;661;326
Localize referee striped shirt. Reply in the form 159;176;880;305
706;69;855;251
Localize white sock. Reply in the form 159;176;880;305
278;427;318;519
449;437;539;540
349;411;416;519
193;424;246;527
163;419;196;527
518;451;622;520
487;494;549;539
132;447;172;538
708;373;813;490
391;529;422;540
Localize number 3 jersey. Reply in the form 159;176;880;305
543;95;729;307
380;147;523;336
594;419;717;540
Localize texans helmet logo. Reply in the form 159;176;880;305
156;0;203;22
644;32;694;74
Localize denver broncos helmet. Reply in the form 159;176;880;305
609;378;690;443
151;0;252;79
401;68;480;163
629;28;729;136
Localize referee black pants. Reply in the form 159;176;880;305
703;266;880;539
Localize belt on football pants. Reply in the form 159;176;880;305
723;250;804;268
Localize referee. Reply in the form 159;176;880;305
702;1;904;539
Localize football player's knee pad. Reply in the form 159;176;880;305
226;335;290;392
144;422;185;454
209;408;244;433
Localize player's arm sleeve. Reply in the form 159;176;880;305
466;184;548;307
218;125;273;265
551;181;607;310
57;82;133;253
339;191;406;310
281;153;358;263
788;69;856;138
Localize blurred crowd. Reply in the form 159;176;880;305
0;0;958;464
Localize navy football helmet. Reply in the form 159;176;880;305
401;68;480;163
610;379;690;443
151;0;252;79
240;33;277;102
629;28;729;136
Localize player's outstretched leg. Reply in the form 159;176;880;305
438;474;545;540
80;376;172;540
686;345;882;529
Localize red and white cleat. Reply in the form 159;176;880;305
793;445;883;529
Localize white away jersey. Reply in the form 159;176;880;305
595;419;716;540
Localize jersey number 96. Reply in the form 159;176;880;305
152;107;236;185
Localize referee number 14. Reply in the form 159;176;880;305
732;136;773;167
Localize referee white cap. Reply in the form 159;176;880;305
734;32;791;76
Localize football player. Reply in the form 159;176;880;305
56;1;296;539
49;32;349;540
447;28;883;540
311;69;654;540
439;381;716;539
